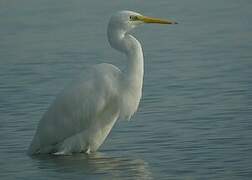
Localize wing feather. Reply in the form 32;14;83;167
29;64;121;154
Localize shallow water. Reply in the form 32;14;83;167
0;0;252;179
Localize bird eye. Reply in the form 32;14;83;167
129;15;137;21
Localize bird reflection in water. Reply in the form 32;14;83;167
31;152;153;179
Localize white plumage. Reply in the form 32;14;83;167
28;10;176;155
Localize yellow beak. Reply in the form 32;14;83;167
137;15;177;24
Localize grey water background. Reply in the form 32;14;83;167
0;0;252;179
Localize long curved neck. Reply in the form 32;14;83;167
107;28;144;90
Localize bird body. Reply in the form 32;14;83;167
28;11;176;155
29;64;120;154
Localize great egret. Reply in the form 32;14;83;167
28;10;177;155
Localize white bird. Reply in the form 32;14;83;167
28;10;177;155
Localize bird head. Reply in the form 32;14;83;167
108;10;177;33
107;10;177;52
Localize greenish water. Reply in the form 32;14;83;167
0;0;252;179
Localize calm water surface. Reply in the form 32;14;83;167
0;0;252;179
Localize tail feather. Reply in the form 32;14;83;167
27;135;40;155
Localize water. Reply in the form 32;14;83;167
0;0;252;179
